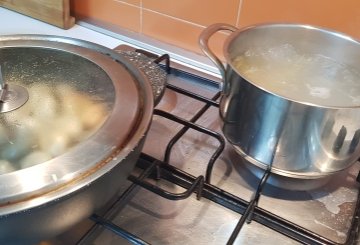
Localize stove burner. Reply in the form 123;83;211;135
46;47;360;245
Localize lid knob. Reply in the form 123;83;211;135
0;65;29;113
0;66;8;102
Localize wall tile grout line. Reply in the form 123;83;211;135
143;8;207;29
236;0;244;27
108;0;245;34
113;0;138;8
113;0;142;32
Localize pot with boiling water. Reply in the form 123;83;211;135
200;23;360;179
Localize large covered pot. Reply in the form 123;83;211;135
200;23;360;179
0;35;153;243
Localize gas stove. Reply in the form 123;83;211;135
43;45;360;245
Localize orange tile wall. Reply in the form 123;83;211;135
71;0;360;58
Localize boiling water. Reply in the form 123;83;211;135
232;44;360;107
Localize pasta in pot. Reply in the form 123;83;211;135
0;83;108;174
232;43;360;107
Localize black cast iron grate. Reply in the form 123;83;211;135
77;50;360;245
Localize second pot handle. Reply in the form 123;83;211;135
199;23;238;79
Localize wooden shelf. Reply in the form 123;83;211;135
0;0;75;29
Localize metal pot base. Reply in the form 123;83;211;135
230;147;333;191
232;145;340;179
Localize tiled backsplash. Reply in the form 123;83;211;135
71;0;360;58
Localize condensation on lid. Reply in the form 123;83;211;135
0;47;115;174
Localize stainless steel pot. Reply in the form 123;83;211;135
0;35;154;244
200;23;360;179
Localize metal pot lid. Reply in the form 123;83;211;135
0;35;153;209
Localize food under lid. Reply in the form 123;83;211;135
0;36;148;205
0;47;114;173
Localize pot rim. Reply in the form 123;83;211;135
223;23;360;109
0;35;154;214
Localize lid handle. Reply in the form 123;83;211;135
0;65;8;102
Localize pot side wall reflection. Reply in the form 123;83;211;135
221;67;360;178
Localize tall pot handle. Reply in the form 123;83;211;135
199;23;238;80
